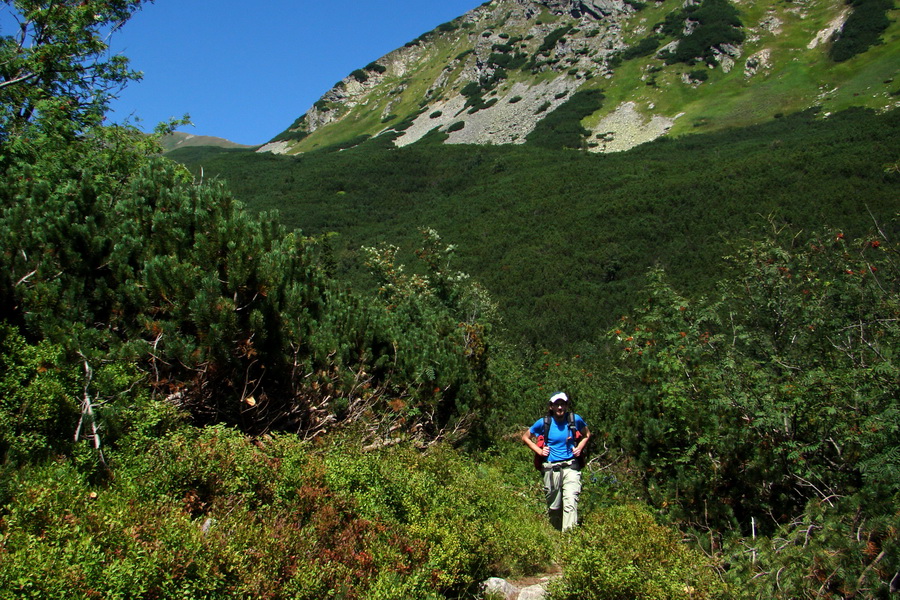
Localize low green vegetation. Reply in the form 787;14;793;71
552;504;729;599
170;107;899;351
0;421;553;599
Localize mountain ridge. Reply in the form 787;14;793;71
259;0;898;155
160;131;254;152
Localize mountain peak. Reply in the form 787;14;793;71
161;132;254;152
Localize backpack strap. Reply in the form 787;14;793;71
567;410;585;468
542;414;551;438
566;411;580;441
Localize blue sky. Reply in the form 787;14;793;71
107;1;485;145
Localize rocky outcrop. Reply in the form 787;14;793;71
744;48;772;77
808;7;851;49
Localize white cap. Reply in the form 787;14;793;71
549;392;569;404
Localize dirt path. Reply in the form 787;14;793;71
505;563;562;588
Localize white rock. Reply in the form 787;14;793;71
482;577;519;600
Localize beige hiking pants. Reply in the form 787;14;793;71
542;461;582;531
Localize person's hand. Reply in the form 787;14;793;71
573;445;583;457
541;446;550;457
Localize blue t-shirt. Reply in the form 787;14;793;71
530;413;587;463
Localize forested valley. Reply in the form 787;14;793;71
1;1;898;598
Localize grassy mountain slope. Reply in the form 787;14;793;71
262;0;899;155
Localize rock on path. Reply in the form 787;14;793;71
482;570;560;600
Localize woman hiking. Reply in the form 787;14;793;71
522;392;590;532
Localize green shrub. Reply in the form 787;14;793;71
0;327;79;466
661;0;745;66
489;52;529;70
392;108;426;131
114;424;277;511
526;89;604;149
621;34;663;61
324;443;552;589
468;97;499;114
538;25;574;54
437;21;459;33
688;69;709;82
350;68;369;83
461;81;482;98
550;504;730;599
0;459;231;599
612;227;900;529
2;118;498;442
830;0;893;62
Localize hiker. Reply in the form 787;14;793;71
522;392;590;531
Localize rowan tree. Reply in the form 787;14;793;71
0;0;149;142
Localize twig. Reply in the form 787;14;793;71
856;549;886;591
74;357;107;468
14;269;37;286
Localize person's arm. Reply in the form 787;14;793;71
572;426;591;457
522;428;550;457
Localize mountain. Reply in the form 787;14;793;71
260;0;899;155
160;131;255;153
168;0;898;351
